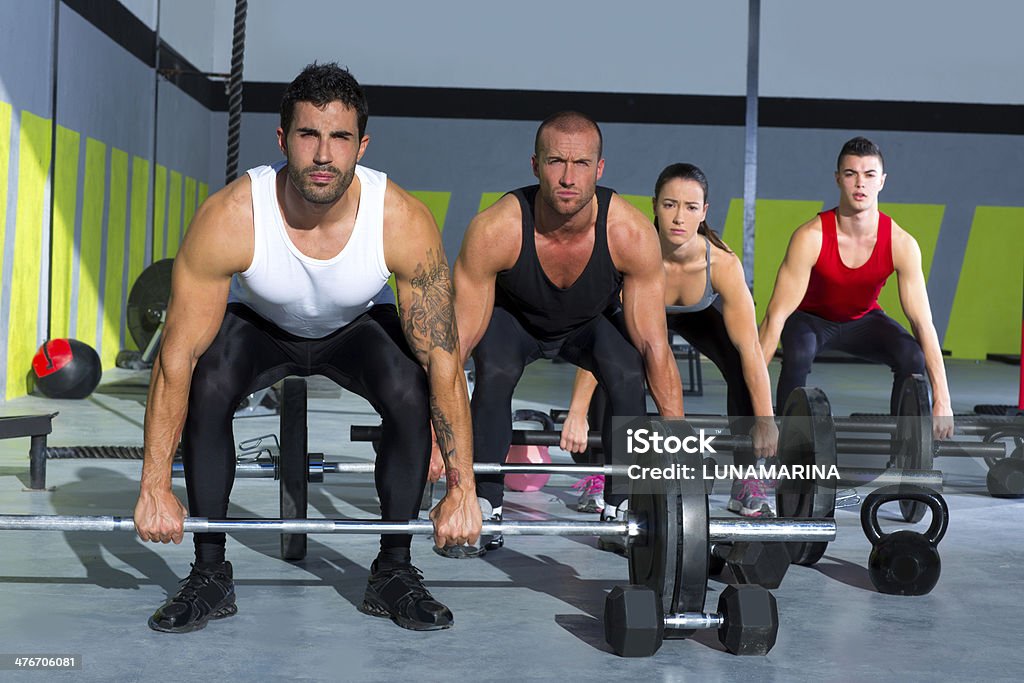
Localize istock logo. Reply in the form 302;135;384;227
626;428;717;455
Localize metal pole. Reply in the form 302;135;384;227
0;515;837;542
665;612;725;630
171;461;942;489
835;468;942;489
837;437;1005;458
742;0;761;290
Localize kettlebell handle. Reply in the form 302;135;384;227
861;484;948;547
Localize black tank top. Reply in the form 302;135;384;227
494;185;623;339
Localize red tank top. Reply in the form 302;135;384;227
797;208;894;322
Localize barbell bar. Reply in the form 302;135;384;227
0;514;836;543
169;459;943;490
524;418;1010;460
549;409;1021;438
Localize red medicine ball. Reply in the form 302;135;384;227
31;339;102;399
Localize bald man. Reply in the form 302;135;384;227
451;111;684;555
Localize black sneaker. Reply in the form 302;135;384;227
358;560;453;631
148;561;237;633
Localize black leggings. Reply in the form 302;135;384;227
589;306;758;467
183;303;431;563
667;307;756;467
777;309;926;413
472;307;646;508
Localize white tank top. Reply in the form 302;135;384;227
228;161;394;338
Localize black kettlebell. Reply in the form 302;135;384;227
860;484;948;596
511;409;556;432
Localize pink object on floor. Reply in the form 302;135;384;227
504;445;551;491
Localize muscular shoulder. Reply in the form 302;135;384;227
784;214;823;265
709;243;745;291
176;174;254;277
889;218;922;269
458;192;522;273
606;193;660;274
383;180;440;243
382;179;447;275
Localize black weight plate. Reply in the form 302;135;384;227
893;375;933;522
776;387;837;566
671;439;709;639
126;258;173;350
628;449;680;619
280;378;308;560
627;420;708;639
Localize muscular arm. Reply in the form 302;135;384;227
387;187;474;499
562;368;600;453
452;195;520;365
712;251;779;457
137;179;253;542
892;227;953;436
609;198;683;417
758;221;821;364
714;253;775;418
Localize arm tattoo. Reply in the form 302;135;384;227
430;400;456;461
446;468;461;489
399;247;458;361
430;399;460;490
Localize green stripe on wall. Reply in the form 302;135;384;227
166;170;182;256
7;111;52;398
409;191;451;232
944;207;1024;359
49;125;81;341
183;175;197;235
100;147;129;366
478;192;504;212
731;200;824;320
876;203;944;332
197;181;209;207
126;156;150;350
720;198;745;253
620;194;655;222
153;164;167;260
75;137;107;350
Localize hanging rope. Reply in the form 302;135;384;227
224;0;248;184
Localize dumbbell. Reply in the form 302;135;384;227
604;584;778;657
707;542;792;589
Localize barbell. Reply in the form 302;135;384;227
164;457;943;491
0;514;833;542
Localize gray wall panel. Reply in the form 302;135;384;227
0;0;55;112
57;5;156;160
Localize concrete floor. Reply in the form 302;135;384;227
0;358;1021;682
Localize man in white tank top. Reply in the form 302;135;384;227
132;64;480;634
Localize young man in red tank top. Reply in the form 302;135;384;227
758;137;953;440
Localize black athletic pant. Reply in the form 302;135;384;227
472;306;646;508
183;303;431;563
667;307;757;467
587;306;759;468
777;309;926;414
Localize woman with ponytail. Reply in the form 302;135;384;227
565;163;779;524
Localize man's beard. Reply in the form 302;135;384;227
287;163;354;205
542;187;593;218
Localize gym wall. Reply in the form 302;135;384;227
0;0;1020;401
0;0;215;399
